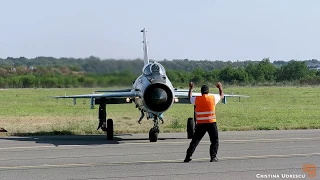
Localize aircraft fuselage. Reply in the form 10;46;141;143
131;61;175;116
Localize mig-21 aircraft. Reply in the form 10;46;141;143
54;28;250;142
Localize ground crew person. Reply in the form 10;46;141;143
184;82;224;162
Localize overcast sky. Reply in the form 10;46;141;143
0;0;319;62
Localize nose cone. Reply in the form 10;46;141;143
144;84;174;113
150;88;168;105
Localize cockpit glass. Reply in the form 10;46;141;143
142;63;166;75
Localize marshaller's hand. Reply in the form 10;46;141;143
189;82;194;89
216;82;222;89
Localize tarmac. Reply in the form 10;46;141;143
0;129;319;180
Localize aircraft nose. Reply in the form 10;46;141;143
151;88;168;105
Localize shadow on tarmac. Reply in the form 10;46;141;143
0;131;187;146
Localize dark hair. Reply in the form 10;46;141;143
201;85;209;94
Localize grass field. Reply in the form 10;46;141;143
0;86;319;136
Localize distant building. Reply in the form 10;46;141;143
10;67;16;73
308;64;320;71
25;66;36;71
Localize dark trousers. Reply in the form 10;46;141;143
186;122;219;158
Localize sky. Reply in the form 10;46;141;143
0;0;319;62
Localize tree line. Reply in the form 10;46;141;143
0;57;319;88
1;56;319;74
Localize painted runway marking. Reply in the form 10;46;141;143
0;152;319;170
122;137;320;145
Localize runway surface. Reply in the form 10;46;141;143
0;129;319;180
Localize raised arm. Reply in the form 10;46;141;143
216;82;224;100
188;82;194;102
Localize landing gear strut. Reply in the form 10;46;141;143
97;99;114;140
149;114;160;142
138;109;144;124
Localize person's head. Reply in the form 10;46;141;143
201;85;209;94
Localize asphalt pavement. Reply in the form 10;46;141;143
0;129;319;180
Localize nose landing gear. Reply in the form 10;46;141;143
149;114;160;142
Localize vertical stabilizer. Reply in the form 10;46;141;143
141;28;149;65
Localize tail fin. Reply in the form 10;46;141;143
141;28;149;65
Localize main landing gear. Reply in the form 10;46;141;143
187;117;195;139
97;102;114;140
187;105;196;139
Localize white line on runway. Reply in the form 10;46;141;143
0;152;319;170
122;137;320;145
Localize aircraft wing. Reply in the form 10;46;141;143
174;88;196;92
94;88;132;93
52;91;139;108
174;90;250;104
54;91;138;99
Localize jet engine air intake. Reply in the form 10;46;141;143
143;83;173;113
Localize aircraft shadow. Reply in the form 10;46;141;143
0;131;187;147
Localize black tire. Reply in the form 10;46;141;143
107;118;114;140
149;127;159;142
187;117;195;139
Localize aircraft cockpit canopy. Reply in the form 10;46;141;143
142;62;166;76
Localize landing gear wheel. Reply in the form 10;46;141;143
187;117;195;139
107;118;114;140
149;127;159;142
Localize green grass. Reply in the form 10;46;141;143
0;86;319;136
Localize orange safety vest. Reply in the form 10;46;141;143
194;94;216;124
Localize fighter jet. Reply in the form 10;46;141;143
54;28;250;142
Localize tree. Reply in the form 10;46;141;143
277;60;309;81
191;68;205;84
244;62;257;83
257;58;277;82
219;65;235;83
20;74;36;88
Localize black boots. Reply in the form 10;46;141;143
210;157;219;162
184;154;192;162
184;154;219;162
